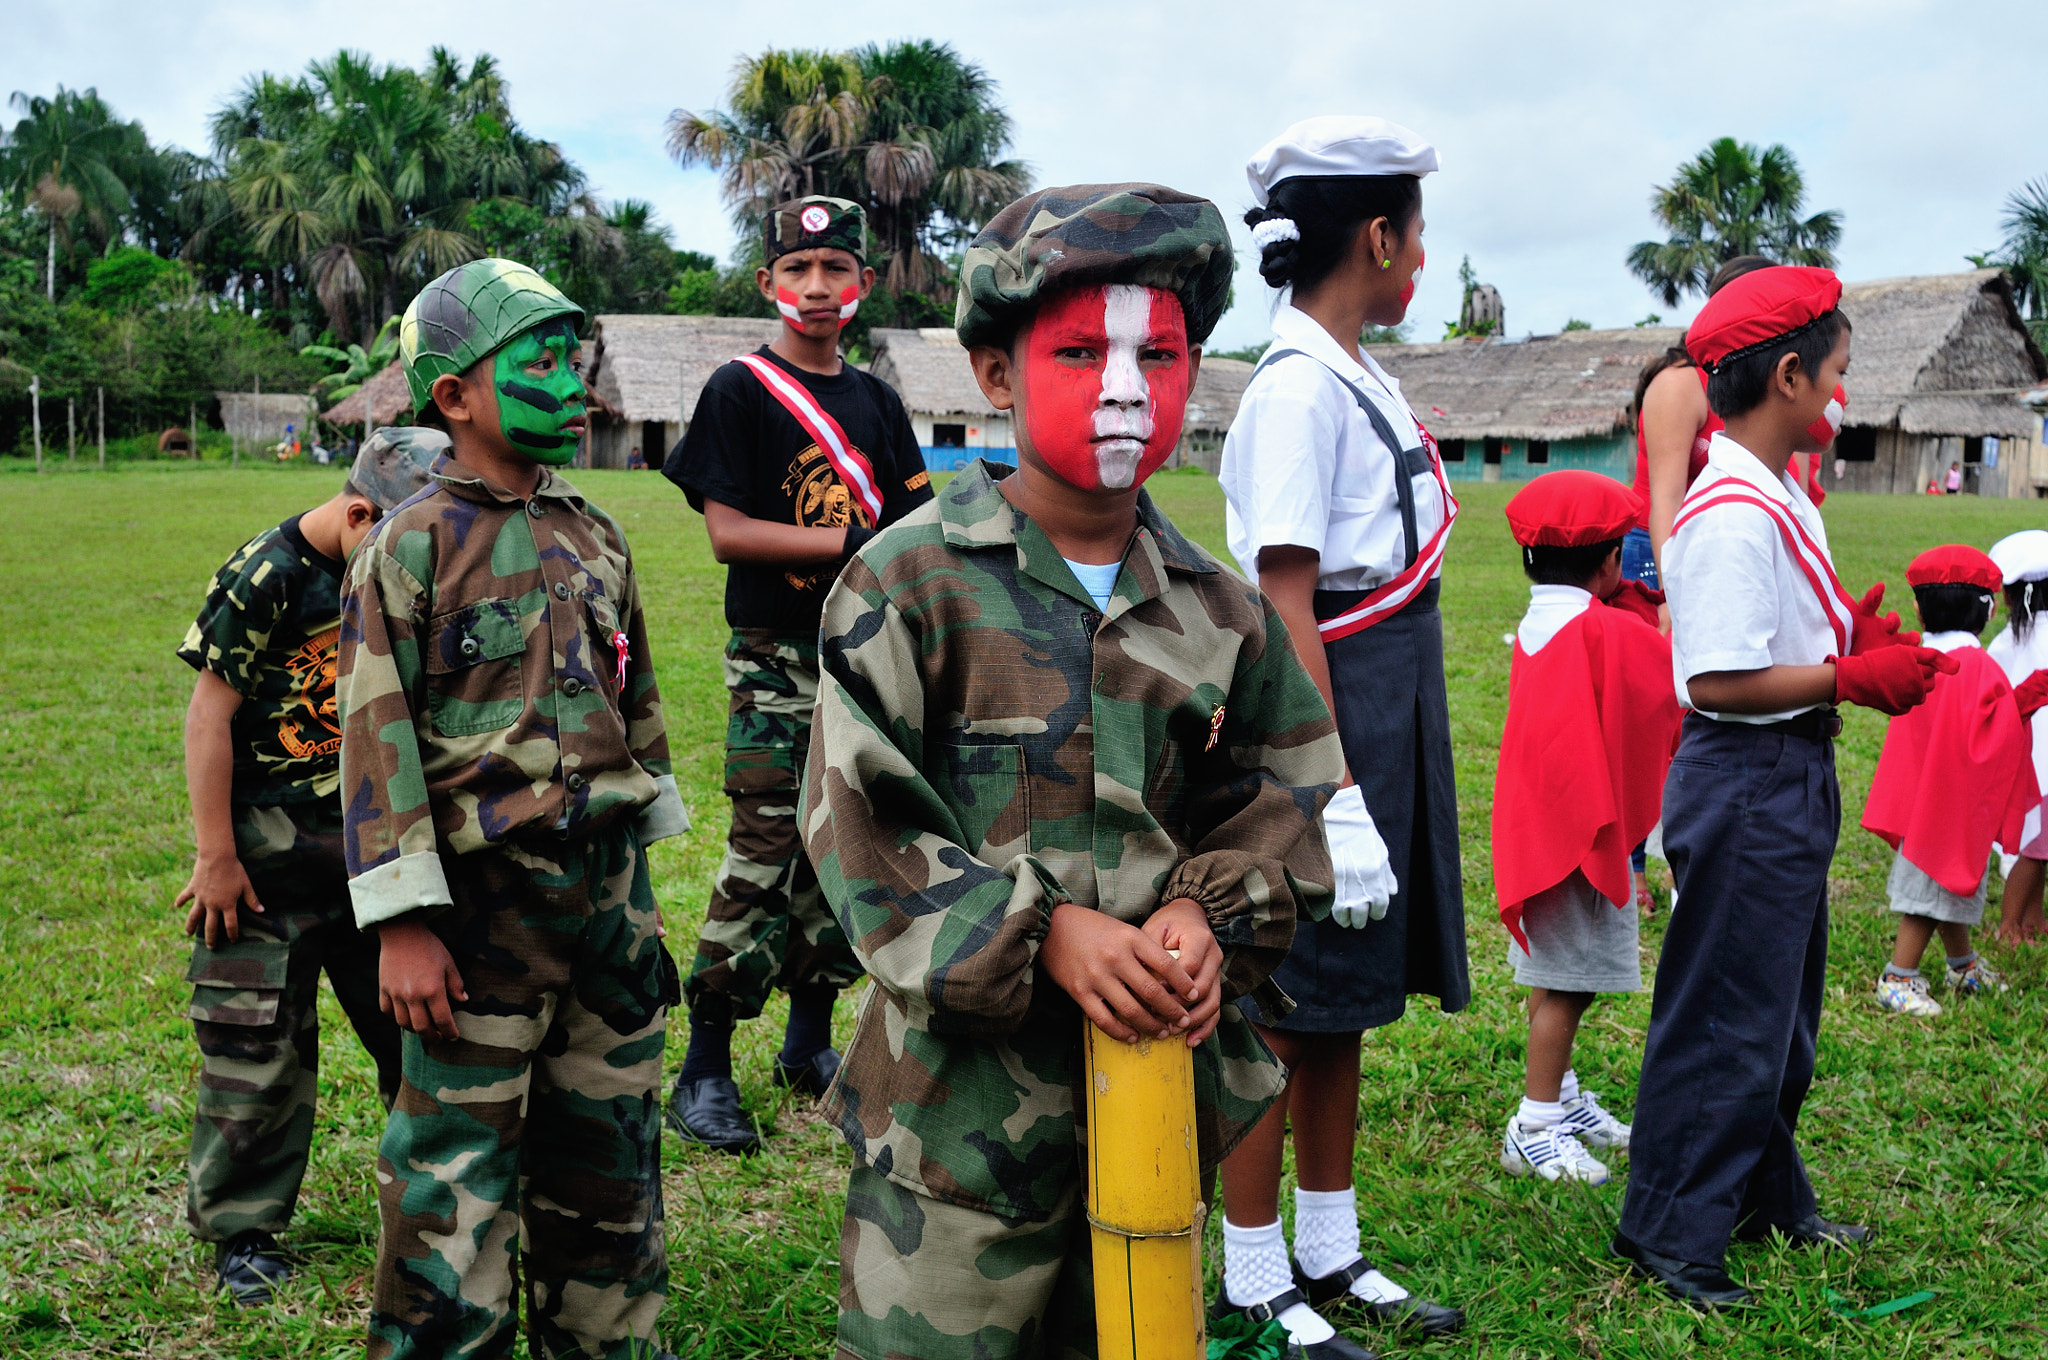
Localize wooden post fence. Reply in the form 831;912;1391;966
97;386;105;469
68;398;76;461
29;373;41;472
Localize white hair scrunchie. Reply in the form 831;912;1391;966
1251;217;1301;251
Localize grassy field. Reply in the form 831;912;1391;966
2;460;2045;1359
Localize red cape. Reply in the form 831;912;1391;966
1862;646;2037;896
1491;601;1684;949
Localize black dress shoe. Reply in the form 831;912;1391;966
1734;1212;1872;1249
1292;1257;1464;1335
666;1075;761;1153
1209;1287;1378;1359
1610;1232;1750;1310
771;1045;842;1099
216;1229;291;1306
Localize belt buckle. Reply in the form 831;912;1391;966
1821;707;1844;739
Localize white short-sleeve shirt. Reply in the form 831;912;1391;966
1664;433;1839;723
1219;305;1449;590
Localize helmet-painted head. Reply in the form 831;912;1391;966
401;259;587;465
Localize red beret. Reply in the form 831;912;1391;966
1906;544;2001;592
1505;470;1643;548
1684;265;1843;371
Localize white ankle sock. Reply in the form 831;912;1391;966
1558;1068;1581;1103
1293;1188;1409;1305
1518;1097;1565;1128
1222;1217;1334;1344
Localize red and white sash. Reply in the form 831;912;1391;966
1670;474;1856;656
1317;427;1462;642
733;353;883;526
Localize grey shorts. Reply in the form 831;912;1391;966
1509;870;1641;993
1887;850;1986;925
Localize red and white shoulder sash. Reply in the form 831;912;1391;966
733;353;883;526
1316;432;1460;642
1670;475;1854;655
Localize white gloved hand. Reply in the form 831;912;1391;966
1325;784;1397;929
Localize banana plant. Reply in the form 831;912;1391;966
302;313;399;405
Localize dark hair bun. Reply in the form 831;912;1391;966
1243;206;1298;289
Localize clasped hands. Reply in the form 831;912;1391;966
1040;898;1223;1047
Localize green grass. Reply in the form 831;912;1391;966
2;461;2045;1357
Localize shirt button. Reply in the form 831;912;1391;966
562;678;584;697
566;772;586;791
459;637;481;658
553;581;571;600
527;500;546;518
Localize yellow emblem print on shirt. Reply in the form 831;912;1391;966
781;442;863;591
278;624;344;759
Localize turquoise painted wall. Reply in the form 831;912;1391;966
1441;432;1634;484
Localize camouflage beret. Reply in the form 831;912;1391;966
954;184;1235;349
764;196;867;264
399;258;584;408
344;426;447;512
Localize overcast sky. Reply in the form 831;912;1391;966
8;0;2045;351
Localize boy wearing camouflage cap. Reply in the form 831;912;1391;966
177;429;439;1306
338;259;688;1360
802;185;1347;1357
661;194;932;1152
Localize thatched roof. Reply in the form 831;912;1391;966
324;362;412;427
865;328;1253;434
587;314;783;425
867;328;999;417
1369;270;2046;443
1366;326;1683;442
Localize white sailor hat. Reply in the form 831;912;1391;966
1245;116;1440;207
1989;529;2048;584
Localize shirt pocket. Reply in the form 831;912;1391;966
186;933;289;1028
424;598;527;737
938;740;1031;858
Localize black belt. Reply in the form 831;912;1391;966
1688;707;1842;742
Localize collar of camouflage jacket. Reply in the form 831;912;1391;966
427;451;585;508
939;457;1216;618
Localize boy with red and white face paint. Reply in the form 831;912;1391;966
661;194;933;1154
803;183;1348;1359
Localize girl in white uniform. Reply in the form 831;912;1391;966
1987;528;2048;943
1210;116;1467;1355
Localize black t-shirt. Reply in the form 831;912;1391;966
666;346;934;632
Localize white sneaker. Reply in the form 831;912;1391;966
1500;1116;1610;1185
1945;957;2007;995
1874;973;1943;1016
1558;1089;1631;1152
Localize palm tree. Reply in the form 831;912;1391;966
1626;138;1841;308
1;87;149;299
1980;179;2048;351
667;42;1028;297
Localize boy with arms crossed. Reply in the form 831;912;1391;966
663;196;932;1151
339;260;688;1360
804;184;1348;1359
1615;267;1952;1307
178;431;437;1303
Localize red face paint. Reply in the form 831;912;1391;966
1398;247;1424;311
775;285;862;332
1804;383;1846;448
1018;284;1191;491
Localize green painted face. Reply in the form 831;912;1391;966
492;316;585;466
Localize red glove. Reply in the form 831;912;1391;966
1832;646;1959;715
1604;578;1665;626
1849;582;1920;654
2013;669;2048;721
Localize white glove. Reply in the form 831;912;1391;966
1325;784;1397;929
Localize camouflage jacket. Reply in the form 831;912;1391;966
802;460;1343;1220
337;455;686;927
178;517;348;806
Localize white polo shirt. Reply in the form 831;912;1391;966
1220;305;1449;590
1664;432;1839;723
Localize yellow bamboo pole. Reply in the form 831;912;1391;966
1085;1020;1204;1360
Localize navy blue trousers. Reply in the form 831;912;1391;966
1618;714;1839;1266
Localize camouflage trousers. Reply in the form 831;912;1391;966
186;800;403;1243
684;630;860;1019
369;824;673;1360
838;1166;1097;1360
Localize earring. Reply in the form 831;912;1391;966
1380;258;1392;271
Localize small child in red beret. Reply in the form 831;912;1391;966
1492;471;1684;1186
1864;545;2047;1014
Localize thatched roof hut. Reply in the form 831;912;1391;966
866;327;1014;469
324;362;412;428
580;314;782;468
1366;326;1681;444
1832;270;2043;439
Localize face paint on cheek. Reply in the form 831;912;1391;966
1020;284;1189;492
493;319;586;467
836;285;859;328
775;284;864;332
1805;383;1847;447
1398;247;1423;311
